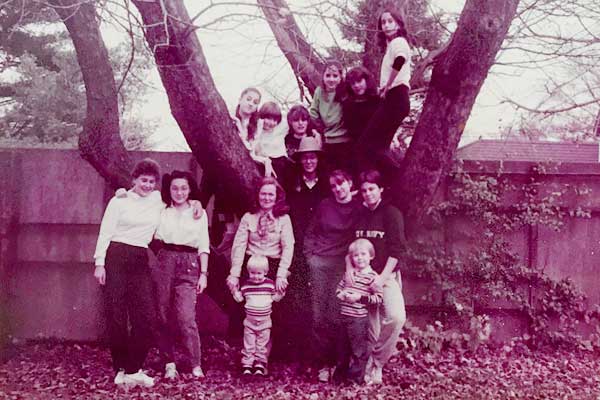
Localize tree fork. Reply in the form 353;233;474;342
396;0;520;226
132;0;259;209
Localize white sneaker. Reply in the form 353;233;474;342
192;366;205;378
318;367;331;382
123;370;155;387
370;365;383;385
364;356;374;383
164;362;178;380
113;369;125;385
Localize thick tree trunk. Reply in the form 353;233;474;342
396;0;519;224
257;0;323;95
50;0;132;189
132;0;259;208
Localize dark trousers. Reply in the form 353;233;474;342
307;254;344;368
356;84;410;170
336;315;369;383
104;242;155;374
151;249;202;368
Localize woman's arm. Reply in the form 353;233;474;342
276;215;295;291
92;197;121;285
196;212;210;293
227;213;251;291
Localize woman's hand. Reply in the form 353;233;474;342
379;85;390;98
94;266;106;285
190;200;204;220
197;274;208;294
344;255;355;286
115;188;127;198
275;277;288;292
370;274;385;293
226;275;240;292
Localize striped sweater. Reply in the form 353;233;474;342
233;278;283;318
336;268;382;318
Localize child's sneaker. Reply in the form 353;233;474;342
192;366;205;378
123;370;155;387
164;362;178;380
364;356;374;383
253;363;267;376
370;365;383;385
318;366;335;382
113;369;125;385
241;366;253;376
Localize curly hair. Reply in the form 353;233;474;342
252;176;290;217
345;66;378;98
160;170;200;207
131;158;160;180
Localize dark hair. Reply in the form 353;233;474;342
329;169;353;188
321;60;347;102
345;66;378;98
131;158;160;180
161;170;200;207
235;87;261;141
377;9;409;51
358;169;383;188
253;176;290;217
286;105;320;136
258;101;282;124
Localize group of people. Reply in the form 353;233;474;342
93;9;411;388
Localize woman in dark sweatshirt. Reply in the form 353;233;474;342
353;169;407;385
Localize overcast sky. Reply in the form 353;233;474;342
104;0;541;151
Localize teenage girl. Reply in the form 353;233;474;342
356;10;411;169
284;105;322;160
234;87;262;151
343;66;381;143
309;60;350;170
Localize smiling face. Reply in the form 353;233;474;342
360;181;383;209
258;183;277;211
238;90;260;116
350;78;367;96
300;152;318;175
170;177;190;206
132;174;157;197
262;117;279;132
380;12;400;39
323;66;342;92
290;116;308;136
329;176;352;203
351;247;373;271
247;264;267;283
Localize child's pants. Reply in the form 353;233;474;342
337;315;369;383
368;271;406;368
241;314;272;367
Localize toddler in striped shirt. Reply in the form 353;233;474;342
335;238;382;384
232;255;284;376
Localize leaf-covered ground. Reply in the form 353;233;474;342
1;338;600;399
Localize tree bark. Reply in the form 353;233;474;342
50;0;132;189
132;0;259;208
396;0;519;224
256;0;323;95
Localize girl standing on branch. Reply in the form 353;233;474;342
233;87;261;151
309;60;351;170
356;10;411;170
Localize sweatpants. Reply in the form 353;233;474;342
104;242;155;374
368;271;406;368
307;254;344;368
151;249;202;368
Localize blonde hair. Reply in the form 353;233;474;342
348;238;375;259
247;255;269;272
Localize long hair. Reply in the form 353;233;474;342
377;9;409;51
235;87;261;141
161;170;200;207
345;66;378;99
286;105;320;136
252;176;290;217
320;60;347;102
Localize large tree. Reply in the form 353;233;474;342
43;0;520;220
